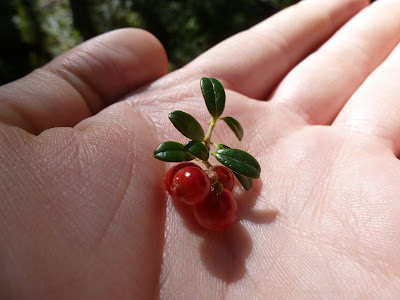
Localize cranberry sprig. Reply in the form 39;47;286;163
154;78;261;230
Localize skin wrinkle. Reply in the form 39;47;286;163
37;159;97;296
292;162;323;220
40;133;82;190
277;50;368;125
276;238;350;297
238;272;265;299
278;216;400;281
46;55;103;115
253;227;292;289
310;136;345;225
318;243;340;295
132;96;202;142
0;241;20;300
89;39;148;96
39;69;94;124
5;100;39;134
92;38;130;60
328;47;370;80
0;130;48;193
327;36;376;75
40;119;142;297
0;137;39;298
251;32;308;85
272;1;334;47
158;200;200;296
339;122;398;153
332;206;360;245
81;162;128;257
134;81;197;110
286;128;341;223
53;126;154;298
250;27;293;65
132;67;194;97
72;48;118;97
12;197;70;296
125;108;167;299
162;251;203;299
343;112;400;151
162;274;197;300
272;156;400;282
246;29;288;68
159;242;175;290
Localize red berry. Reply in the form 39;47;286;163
165;162;200;195
193;188;237;231
171;166;211;205
214;165;235;191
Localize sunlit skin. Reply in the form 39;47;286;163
171;166;211;205
2;0;400;298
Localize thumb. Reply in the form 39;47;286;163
0;28;168;134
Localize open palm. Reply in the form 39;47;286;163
1;0;400;298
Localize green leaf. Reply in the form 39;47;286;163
213;148;261;179
234;172;253;191
221;116;244;141
154;141;195;162
183;141;209;161
168;111;205;141
200;77;225;119
215;144;231;150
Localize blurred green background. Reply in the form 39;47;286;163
0;0;303;85
1;0;375;85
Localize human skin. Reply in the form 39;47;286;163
1;0;400;298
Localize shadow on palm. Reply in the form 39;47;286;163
170;171;277;283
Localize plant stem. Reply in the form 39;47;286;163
202;160;213;170
202;117;218;178
202;160;218;180
204;118;216;151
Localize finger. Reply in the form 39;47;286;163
333;40;400;154
185;0;368;99
0;28;168;134
272;0;400;125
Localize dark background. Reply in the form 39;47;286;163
0;0;374;85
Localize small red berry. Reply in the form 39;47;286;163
171;166;211;205
164;162;200;195
193;188;237;231
214;165;235;191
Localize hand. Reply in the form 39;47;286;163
1;0;400;298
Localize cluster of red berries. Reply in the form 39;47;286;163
165;162;237;231
154;78;261;231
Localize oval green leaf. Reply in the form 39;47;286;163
221;116;244;141
200;77;225;119
154;141;195;162
233;172;253;191
213;148;261;179
184;141;209;161
215;144;230;150
168;111;205;141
